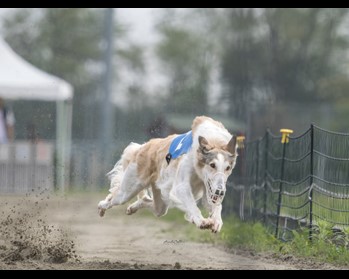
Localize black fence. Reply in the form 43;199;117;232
223;124;349;241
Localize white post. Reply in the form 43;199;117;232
65;99;73;188
56;100;68;193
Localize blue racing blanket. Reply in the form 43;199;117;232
166;131;193;164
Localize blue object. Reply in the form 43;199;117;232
166;131;193;164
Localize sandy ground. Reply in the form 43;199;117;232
0;191;340;270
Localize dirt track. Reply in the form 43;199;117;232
0;192;335;270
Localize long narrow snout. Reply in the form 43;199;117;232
205;172;227;206
213;173;226;197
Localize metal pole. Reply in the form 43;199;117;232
263;130;269;224
251;139;259;219
101;8;115;177
56;100;65;193
275;129;293;238
255;140;259;186
29;143;37;191
65;99;73;188
309;124;314;241
275;141;287;238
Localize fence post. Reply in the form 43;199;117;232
236;136;246;219
255;140;259;186
309;124;314;241
9;143;16;191
251;139;260;219
275;129;293;238
29;143;37;192
263;131;269;224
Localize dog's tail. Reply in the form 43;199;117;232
106;142;142;193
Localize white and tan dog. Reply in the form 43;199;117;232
98;116;238;233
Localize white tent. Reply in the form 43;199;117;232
0;37;73;191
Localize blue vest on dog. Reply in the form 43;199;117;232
166;131;193;164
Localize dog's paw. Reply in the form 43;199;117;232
98;201;108;217
98;207;106;217
199;218;214;230
211;219;223;233
126;204;137;215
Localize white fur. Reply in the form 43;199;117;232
98;116;237;233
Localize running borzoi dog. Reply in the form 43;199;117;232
98;116;238;233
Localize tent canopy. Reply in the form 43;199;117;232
0;37;73;101
0;37;73;191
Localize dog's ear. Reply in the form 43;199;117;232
198;136;210;153
226;136;237;155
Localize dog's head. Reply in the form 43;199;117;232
197;135;238;206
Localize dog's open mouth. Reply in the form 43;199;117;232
206;179;225;206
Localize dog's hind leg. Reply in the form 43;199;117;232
98;160;124;217
98;142;143;217
98;162;143;216
126;184;169;217
151;184;169;217
108;162;146;206
98;193;114;217
126;189;153;215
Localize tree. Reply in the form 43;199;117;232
1;8;109;140
155;9;217;116
262;8;349;102
220;8;263;124
152;8;349;137
219;8;349;137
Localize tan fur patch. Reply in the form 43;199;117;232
122;143;141;170
135;135;179;186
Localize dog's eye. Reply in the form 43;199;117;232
210;163;216;169
226;166;231;171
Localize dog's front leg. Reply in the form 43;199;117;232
172;182;213;230
170;159;214;230
209;204;223;233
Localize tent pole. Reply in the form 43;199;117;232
56;100;66;193
56;99;73;193
65;99;73;188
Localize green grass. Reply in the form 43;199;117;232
279;222;349;265
160;208;349;267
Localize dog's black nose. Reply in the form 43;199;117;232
215;189;225;196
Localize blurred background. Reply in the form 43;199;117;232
1;8;349;192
